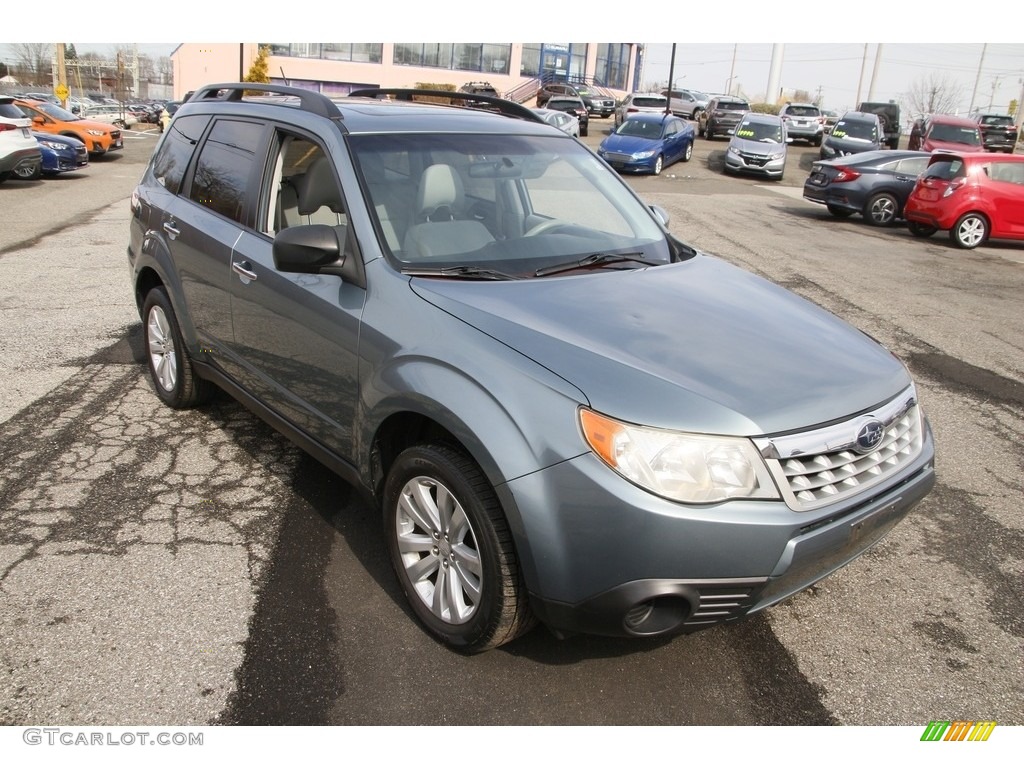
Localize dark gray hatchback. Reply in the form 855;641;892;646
128;84;936;652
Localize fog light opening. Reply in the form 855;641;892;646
623;596;690;635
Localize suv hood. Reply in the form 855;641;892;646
409;254;910;436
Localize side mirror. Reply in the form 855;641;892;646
649;204;670;227
272;224;366;288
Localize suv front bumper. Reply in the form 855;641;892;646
506;421;935;639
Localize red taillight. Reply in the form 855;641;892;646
832;166;861;183
627;107;638;113
0;123;17;132
942;177;967;198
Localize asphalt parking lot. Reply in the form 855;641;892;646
0;120;1021;730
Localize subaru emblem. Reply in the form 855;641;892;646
855;419;885;454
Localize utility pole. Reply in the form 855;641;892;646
855;43;868;106
968;43;987;114
867;43;883;101
55;44;68;109
665;43;677;116
726;44;737;95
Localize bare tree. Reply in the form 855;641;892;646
11;43;53;86
903;73;964;116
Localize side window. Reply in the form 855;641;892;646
895;157;928;176
189;119;265;226
988;162;1024;185
269;132;346;235
151;114;210;195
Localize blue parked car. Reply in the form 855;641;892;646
33;132;89;176
597;113;694;175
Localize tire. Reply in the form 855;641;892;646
827;205;854;218
581;125;588;137
950;212;988;249
682;141;693;162
865;192;898;227
0;172;8;184
692;108;701;120
705;125;714;140
383;444;534;653
12;162;42;181
114;119;126;128
652;154;663;176
813;136;823;147
908;221;937;238
142;287;213;409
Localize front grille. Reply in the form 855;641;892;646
739;152;769;167
603;152;633;163
754;386;924;512
111;130;121;141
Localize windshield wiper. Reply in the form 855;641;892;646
403;265;519;280
534;252;659;277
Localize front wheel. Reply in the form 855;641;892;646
908;221;937;238
865;192;898;227
950;212;988;249
142;287;213;409
384;444;534;653
682;141;693;162
652;154;664;175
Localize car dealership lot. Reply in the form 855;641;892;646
0;122;1021;726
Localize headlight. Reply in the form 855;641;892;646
632;150;657;160
39;140;66;150
87;130;106;136
769;151;785;160
579;408;779;504
727;146;741;157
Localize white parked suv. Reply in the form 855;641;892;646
614;92;669;126
778;102;825;146
0;96;43;183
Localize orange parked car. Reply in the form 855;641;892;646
14;99;123;156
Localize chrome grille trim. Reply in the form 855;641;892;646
753;386;924;512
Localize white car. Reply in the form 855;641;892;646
78;105;138;128
614;93;669;127
532;107;580;137
0;96;43;182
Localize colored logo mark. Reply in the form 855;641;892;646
921;721;996;742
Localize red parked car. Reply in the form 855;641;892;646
904;151;1024;248
907;114;983;153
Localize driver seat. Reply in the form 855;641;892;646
402;164;494;259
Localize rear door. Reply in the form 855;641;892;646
984;160;1024;237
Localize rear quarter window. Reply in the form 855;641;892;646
151;114;211;195
923;159;966;180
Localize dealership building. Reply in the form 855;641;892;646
170;43;646;102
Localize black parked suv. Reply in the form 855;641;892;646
699;96;750;140
126;82;934;653
969;112;1019;153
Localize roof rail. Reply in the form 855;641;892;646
348;88;543;124
188;82;342;119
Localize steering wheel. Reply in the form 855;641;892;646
524;219;572;237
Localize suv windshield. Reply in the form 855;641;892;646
736;119;783;142
349;132;672;274
929;124;981;144
980;115;1013;126
29;102;81;121
833;118;877;142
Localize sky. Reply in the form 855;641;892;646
3;5;1023;117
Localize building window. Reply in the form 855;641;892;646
596;44;631;90
259;44;383;63
393;44;511;75
521;44;542;77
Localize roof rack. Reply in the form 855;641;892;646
348;88;543;124
188;82;342;120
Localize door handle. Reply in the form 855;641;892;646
162;221;180;239
232;261;258;282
